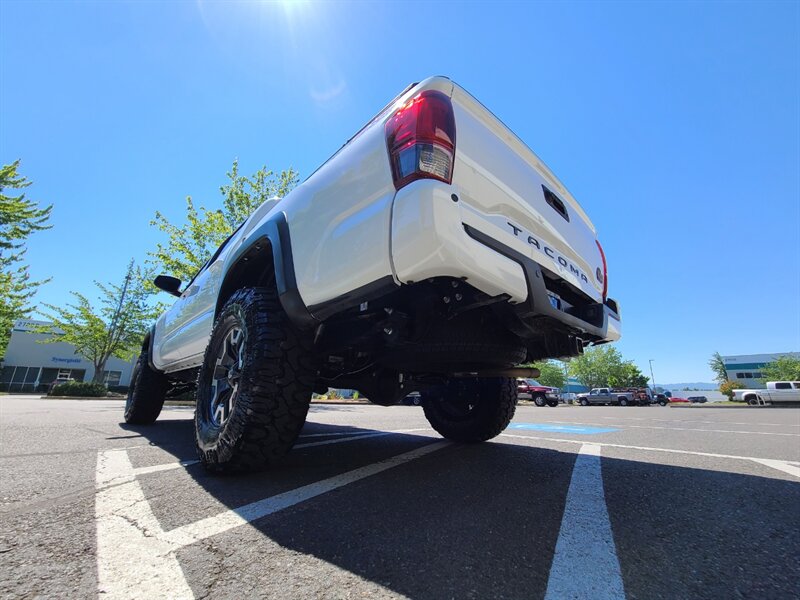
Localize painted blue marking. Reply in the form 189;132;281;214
509;423;619;435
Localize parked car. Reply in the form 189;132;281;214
402;392;422;406
561;392;578;404
517;379;561;407
688;395;708;403
48;377;75;393
653;393;669;406
669;396;690;403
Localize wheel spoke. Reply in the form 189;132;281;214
208;325;246;427
224;328;242;364
214;378;231;399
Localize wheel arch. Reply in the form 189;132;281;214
143;326;158;372
214;212;318;330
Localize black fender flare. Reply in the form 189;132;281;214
143;326;158;372
216;211;318;330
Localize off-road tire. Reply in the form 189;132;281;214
195;286;317;473
421;377;517;442
124;352;168;424
533;394;547;407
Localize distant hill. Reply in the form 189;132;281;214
661;382;718;391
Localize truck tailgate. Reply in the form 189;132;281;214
448;83;605;303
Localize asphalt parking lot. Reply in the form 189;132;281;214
1;396;798;599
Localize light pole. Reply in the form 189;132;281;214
649;359;657;393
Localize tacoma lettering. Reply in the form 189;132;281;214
506;221;590;284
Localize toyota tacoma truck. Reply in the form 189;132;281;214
734;381;800;405
124;76;622;472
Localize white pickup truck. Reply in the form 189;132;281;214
124;76;622;472
577;387;650;407
734;382;800;405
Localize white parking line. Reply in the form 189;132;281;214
95;450;194;599
544;444;625;600
500;434;800;477
295;431;393;448
160;441;449;547
295;428;430;449
595;415;800;428
750;458;800;479
298;431;378;438
95;441;449;598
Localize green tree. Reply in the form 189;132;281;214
708;351;728;384
37;261;160;383
760;355;800;382
608;361;650;387
567;346;650;389
720;380;742;401
149;160;299;282
568;346;622;389
527;360;566;388
0;161;52;355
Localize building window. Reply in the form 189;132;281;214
102;371;122;386
752;372;763;379
743;373;753;379
0;366;42;393
736;372;744;378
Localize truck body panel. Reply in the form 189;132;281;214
151;76;621;374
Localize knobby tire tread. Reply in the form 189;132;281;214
195;286;317;473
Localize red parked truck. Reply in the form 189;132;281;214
517;378;561;407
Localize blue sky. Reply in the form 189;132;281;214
1;1;798;383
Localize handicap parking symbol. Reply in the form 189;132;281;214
508;423;619;434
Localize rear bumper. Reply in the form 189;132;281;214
391;181;529;302
390;181;621;343
464;225;621;343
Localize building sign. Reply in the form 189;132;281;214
13;319;63;335
51;357;83;364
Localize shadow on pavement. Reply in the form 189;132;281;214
121;412;799;599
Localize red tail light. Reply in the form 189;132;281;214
385;90;456;190
596;240;608;302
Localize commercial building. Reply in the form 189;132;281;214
0;319;137;393
722;352;800;388
562;376;589;394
